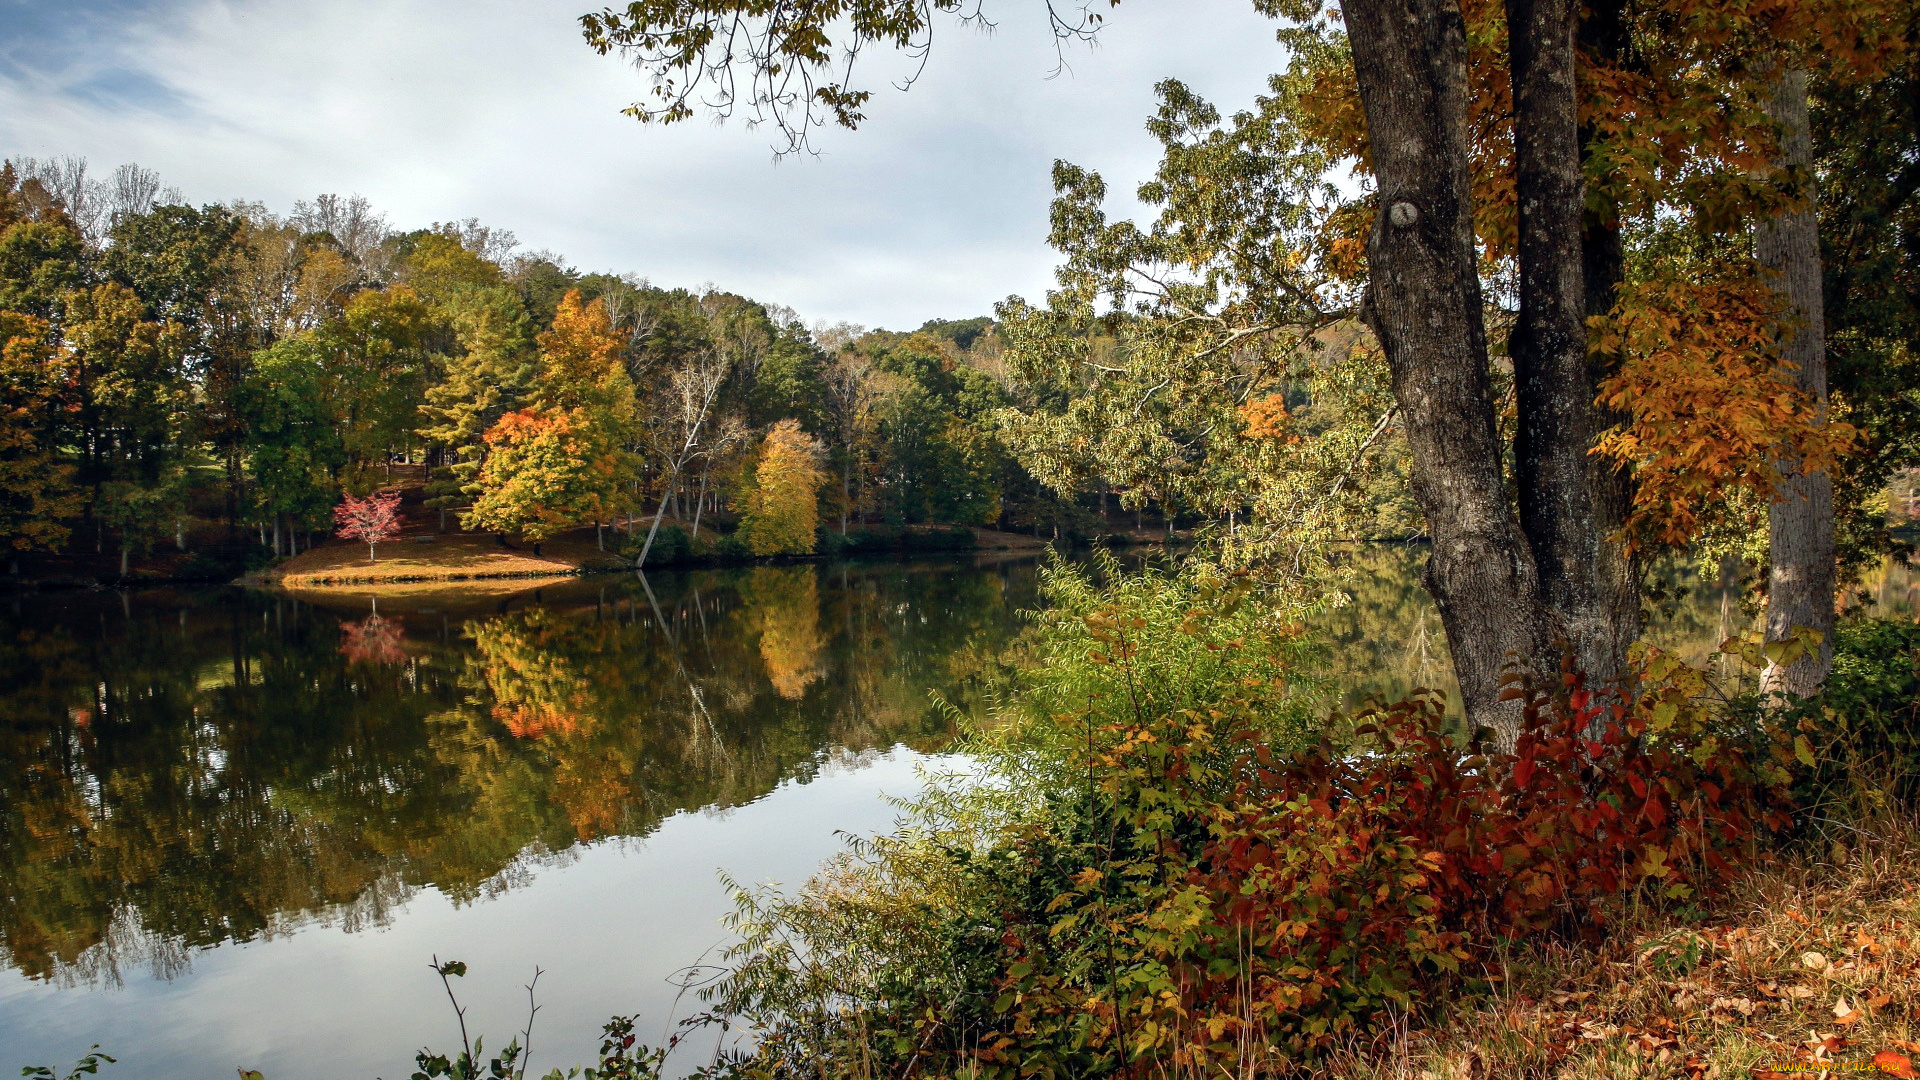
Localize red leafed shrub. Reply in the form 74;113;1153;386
981;650;1795;1073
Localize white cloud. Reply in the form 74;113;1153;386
0;0;1286;327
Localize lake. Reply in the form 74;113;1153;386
2;550;1914;1078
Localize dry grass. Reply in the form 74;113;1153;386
262;528;629;587
1318;827;1920;1080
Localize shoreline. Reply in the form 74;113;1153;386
1;524;1202;593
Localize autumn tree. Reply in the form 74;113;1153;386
333;490;404;562
531;288;641;548
466;409;623;553
740;420;827;556
577;0;1907;728
0;311;81;570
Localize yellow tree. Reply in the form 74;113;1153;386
740;419;826;556
0;310;80;569
535;289;639;547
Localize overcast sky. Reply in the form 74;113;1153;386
0;0;1287;329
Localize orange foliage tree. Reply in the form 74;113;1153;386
466;409;624;551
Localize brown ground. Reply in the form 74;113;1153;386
1317;826;1920;1080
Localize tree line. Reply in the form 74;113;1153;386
0;156;1100;576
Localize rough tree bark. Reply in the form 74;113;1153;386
1343;0;1558;744
1508;0;1641;688
1757;66;1837;698
1576;0;1643;663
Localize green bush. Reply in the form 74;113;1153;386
706;531;752;563
1797;617;1920;811
621;525;693;567
813;524;979;557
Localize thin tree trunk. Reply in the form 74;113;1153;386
691;468;709;540
120;542;129;578
1758;66;1836;698
636;473;680;567
1342;0;1557;743
1508;0;1638;687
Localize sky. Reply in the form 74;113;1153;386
0;0;1289;329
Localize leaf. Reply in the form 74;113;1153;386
1877;1051;1919;1078
1794;734;1816;768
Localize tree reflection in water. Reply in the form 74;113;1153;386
0;559;1034;987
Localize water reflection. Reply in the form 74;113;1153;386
0;560;1035;989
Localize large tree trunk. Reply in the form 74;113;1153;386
1343;0;1557;744
1758;66;1836;698
1508;0;1640;688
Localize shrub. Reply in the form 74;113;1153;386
623;524;692;567
698;574;1793;1078
1791;617;1920;813
899;525;975;552
706;531;752;563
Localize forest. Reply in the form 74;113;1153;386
0;156;1110;583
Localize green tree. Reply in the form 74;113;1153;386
740;419;826;555
63;281;192;550
418;286;540;522
243;339;349;553
0;165;86;321
261;285;437;484
395;226;505;306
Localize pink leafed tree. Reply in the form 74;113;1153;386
334;491;404;562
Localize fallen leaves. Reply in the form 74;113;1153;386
1876;1050;1919;1078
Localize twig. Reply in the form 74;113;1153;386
518;967;544;1080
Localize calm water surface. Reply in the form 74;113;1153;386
0;558;1036;1078
3;549;1916;1078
